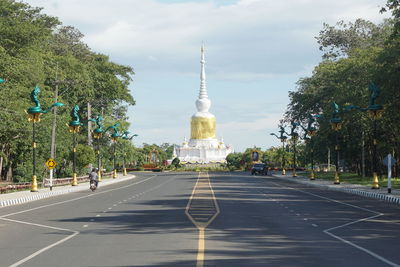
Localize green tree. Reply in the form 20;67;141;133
226;152;243;169
171;157;181;168
0;0;136;182
75;144;95;173
285;17;398;176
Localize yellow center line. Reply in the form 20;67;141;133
186;172;220;267
196;228;205;267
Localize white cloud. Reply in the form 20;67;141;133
24;0;390;151
27;0;390;79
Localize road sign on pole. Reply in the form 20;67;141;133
45;158;57;191
45;158;57;169
383;154;396;167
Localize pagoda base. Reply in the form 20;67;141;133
176;138;233;164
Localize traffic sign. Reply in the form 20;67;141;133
383;154;396;167
45;158;57;169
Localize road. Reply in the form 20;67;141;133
1;171;400;267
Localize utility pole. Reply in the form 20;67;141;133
328;148;330;171
87;102;92;146
49;65;59;190
362;130;365;177
87;102;93;172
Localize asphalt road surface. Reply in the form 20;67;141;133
1;171;400;267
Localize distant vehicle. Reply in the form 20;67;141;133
251;163;268;175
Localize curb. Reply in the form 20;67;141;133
276;175;400;206
0;187;79;207
0;175;135;208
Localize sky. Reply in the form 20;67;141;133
24;0;390;152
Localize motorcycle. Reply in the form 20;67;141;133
90;180;98;191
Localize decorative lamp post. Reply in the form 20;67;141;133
288;121;299;177
330;102;343;184
26;85;64;192
347;83;383;189
270;126;288;175
367;84;383;189
89;116;104;181
301;114;319;180
121;131;138;176
106;123;121;178
68;105;83;186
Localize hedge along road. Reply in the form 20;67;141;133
1;171;400;266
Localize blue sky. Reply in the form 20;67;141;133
25;0;389;151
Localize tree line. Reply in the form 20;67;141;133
283;1;400;177
0;0;137;182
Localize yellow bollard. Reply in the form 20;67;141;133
31;175;38;192
334;171;340;184
98;169;102;182
372;172;380;189
71;173;78;186
310;171;315;180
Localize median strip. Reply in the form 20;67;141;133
186;172;220;267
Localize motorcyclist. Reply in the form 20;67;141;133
89;168;99;188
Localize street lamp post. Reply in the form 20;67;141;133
68;105;83;186
367;84;384;189
89;116;104;181
301;114;319;180
106;123;121;179
330;102;343;185
270;126;288;175
346;83;383;189
288;121;299;177
121;131;138;176
26;85;63;192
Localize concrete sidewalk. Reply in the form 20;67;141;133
0;173;136;208
272;172;400;205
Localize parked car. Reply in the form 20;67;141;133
251;163;268;175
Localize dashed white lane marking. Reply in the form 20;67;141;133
3;174;179;267
304;218;308;221
108;207;112;210
1;217;79;267
312;224;318;227
118;202;122;204
324;213;398;267
268;181;396;267
83;225;88;228
113;204;117;207
1;174;159;218
96;214;101;217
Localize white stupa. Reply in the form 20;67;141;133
175;46;233;164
